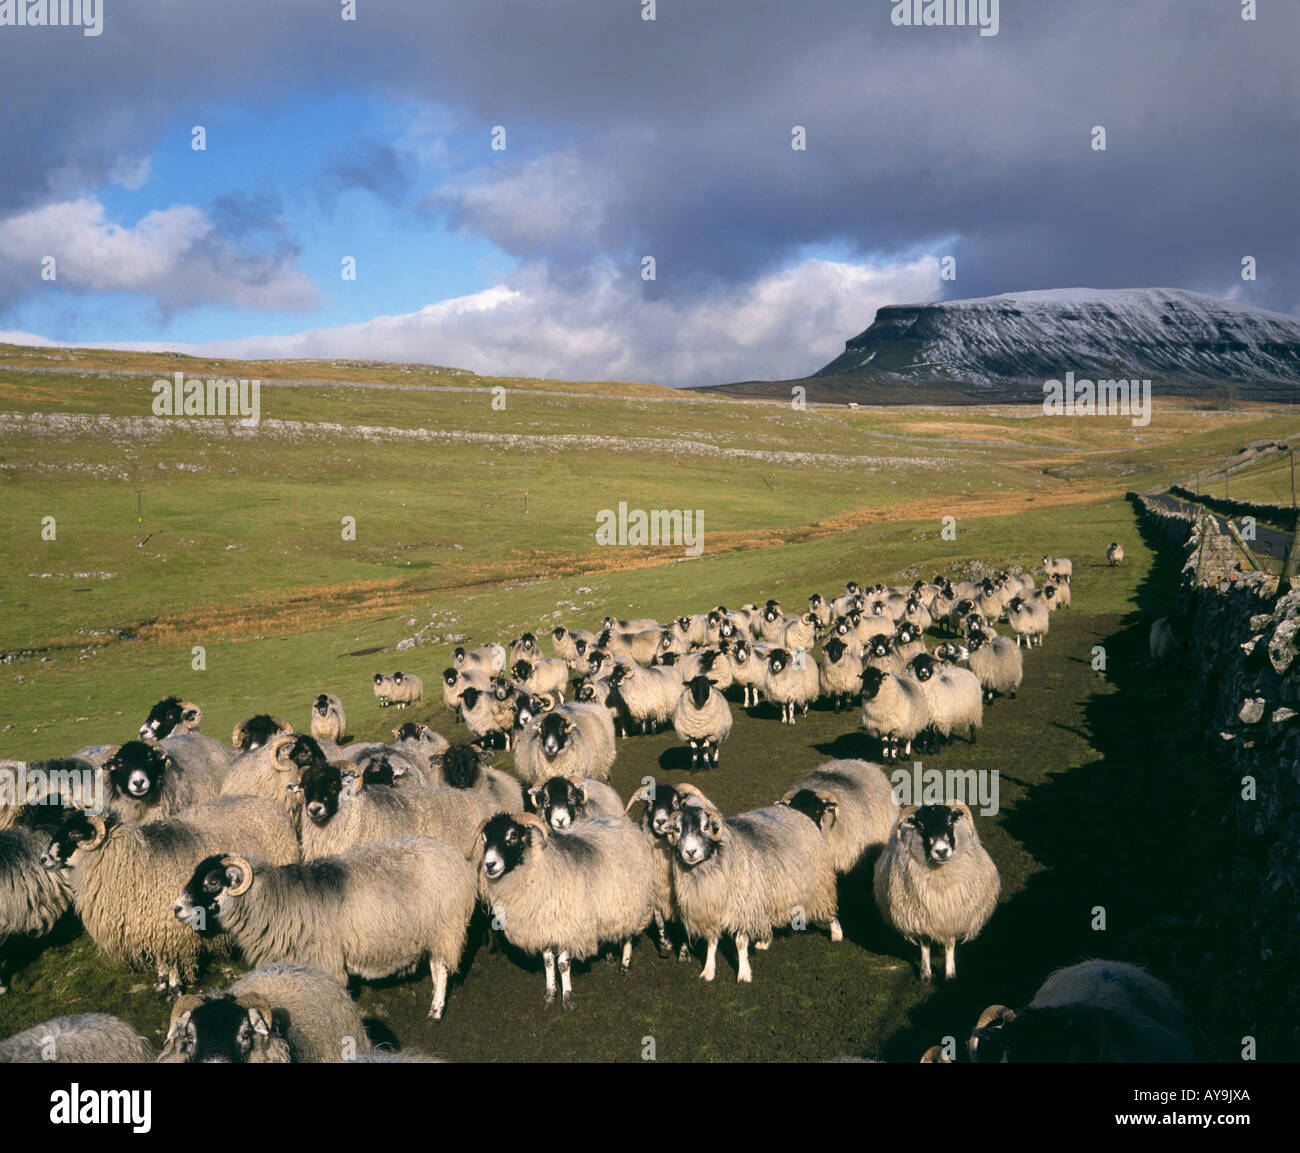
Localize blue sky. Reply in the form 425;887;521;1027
0;1;1295;386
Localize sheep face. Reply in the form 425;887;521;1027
909;654;937;682
517;633;537;654
139;696;199;741
902;804;967;865
234;715;289;752
868;634;893;659
360;755;398;787
479;814;538;880
313;694;332;717
685;675;715;710
730;639;751;664
832;617;853;640
860;666;888;699
766;649;791;676
667;803;722;868
40;810;108;870
825;637;848;663
163;995;275;1063
174;854;250;929
452;648;469;666
442;668;460;688
293;761;352;826
105;741;169;801
393;721;427;743
529;777;588;830
896;624;919;647
534;713;575;760
434;743;491;789
781;788;838;831
643;786;679;837
511;659;534;682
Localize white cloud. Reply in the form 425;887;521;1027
92;255;941;387
0;197;319;313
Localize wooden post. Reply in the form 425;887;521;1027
137;490;143;548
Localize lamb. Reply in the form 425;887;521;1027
818;637;864;713
1150;617;1181;669
624;783;687;959
310;693;348;743
175;836;476;1020
777;759;900;875
160;964;370;1063
722;637;766;709
952;633;1022;704
860;666;931;762
0;1013;153;1063
1006;596;1050;648
511;656;570;703
527;776;626;830
1106;542;1125;567
40;795;300;993
458;679;521;749
607;660;681;735
0;806;73;995
98;739;224;824
293;761;504;859
428;742;524;810
232;715;293;752
551;626;599;670
907;652;983;748
672;675;734;769
873;802;1000;982
473;811;654;1008
763;647;821;724
666;784;841;983
968;959;1194;1062
1042;555;1073;583
598;625;663;667
513;703;617;784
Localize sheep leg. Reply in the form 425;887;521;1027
678;939;692;963
753;934;771;951
919;942;932;983
701;936;719;981
558;950;574;1010
944;940;956;981
620;938;633;974
654;911;671;957
428;959;448;1020
828;918;843;943
543;948;557;1004
735;933;753;983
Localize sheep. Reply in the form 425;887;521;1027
1043;577;1071;611
232;715;293;752
458;679;520;749
779;612;819;652
860;666;930;762
724;604;762;639
655;628;691;664
442;665;490;721
372;672;395;706
97;739;223;824
665;784;840;983
777;759;900;875
1006;595;1049;648
873;802;1000;982
513;703;617;785
672;613;710;648
293;761;503;859
930;585;955;629
0;1013;153;1063
1150;617;1181;669
573;675;624;739
473;811;653;1008
598;625;662;667
221;731;328;828
427;742;524;809
763;647;820;725
1106;542;1125;567
160;964;370;1063
902;595;933;635
511;656;570;703
757;600;789;643
894;621;929;664
623;783;689;960
138;696;204;742
41;795;300;993
527;776;626;830
585;647;618;682
175;836;476;1020
907;652;983;749
1042;555;1073;583
310;693;347;744
600;615;660;634
393;721;450;759
676;647;734;692
807;593;833;629
672;675;733;770
387;671;423;709
818;637;863;714
863;632;904;677
509;632;541;666
551;626;599;670
951;633;1022;704
721;637;766;709
0;806;73;995
452;642;508;678
607;660;681;735
968;959;1194;1062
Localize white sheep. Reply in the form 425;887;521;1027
672;674;733;769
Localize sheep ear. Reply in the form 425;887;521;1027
475;746;495;765
574;784;589;805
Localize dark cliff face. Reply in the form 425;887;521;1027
704;288;1300;403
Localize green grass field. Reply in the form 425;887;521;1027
2;348;1296;1060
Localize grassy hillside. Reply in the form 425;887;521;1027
1;350;1294;1060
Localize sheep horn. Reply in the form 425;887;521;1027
974;1004;1015;1031
271;717;292;733
82;814;108;851
179;702;203;729
168;993;206;1025
220;855;255;896
268;732;299;771
624;784;653;813
230;720;247;748
235;992;275;1032
777;787;798;805
465;819;491;862
920;1044;952;1063
511;811;550;846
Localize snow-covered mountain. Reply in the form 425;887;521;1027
707;288;1300;402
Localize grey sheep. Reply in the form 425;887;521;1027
137;696;207;742
860;666;931;761
1106;542;1125;567
392;721;451;760
952;633;1022;703
509;632;542;666
428;742;524;810
777;759;900;875
818;637;864;714
160;963;371;1063
98;739;223;824
310;694;348;743
452;642;509;677
0;1013;153;1063
672;674;734;769
511;656;570;703
232;715;293;753
221;732;330;831
176;835;476;1020
908;652;983;748
442;665;490;721
862;632;904;678
873;802;1000;982
666;783;841;983
40;795;300;993
1041;577;1071;611
724;637;770;709
598;625;662;667
762;647;820;724
1006;595;1049;648
386;671;423;709
676;648;733;692
372;672;395;706
514;703;617;785
551;626;599;670
0;806;73;995
969;959;1193;1062
1042;555;1073;583
607;660;681;735
527;776;626;830
624;783;688;960
473;811;653;1008
458;679;520;749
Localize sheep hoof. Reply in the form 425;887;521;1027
544;989;556;1005
604;952;619;967
737;971;753;984
677;946;692;964
561;993;575;1011
620;963;631;976
427;1007;443;1021
657;942;673;959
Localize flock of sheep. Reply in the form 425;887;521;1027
0;543;1195;1062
